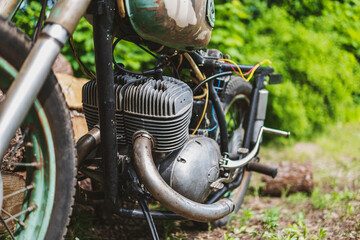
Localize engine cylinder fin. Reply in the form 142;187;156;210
82;76;193;152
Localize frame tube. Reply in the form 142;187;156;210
92;0;119;212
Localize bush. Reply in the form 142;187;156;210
12;0;360;140
210;0;360;139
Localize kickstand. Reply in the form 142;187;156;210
126;165;160;240
138;198;159;240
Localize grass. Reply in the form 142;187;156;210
220;121;360;240
66;121;360;239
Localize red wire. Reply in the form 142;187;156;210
222;62;245;77
223;61;261;77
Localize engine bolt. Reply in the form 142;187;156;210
237;148;249;154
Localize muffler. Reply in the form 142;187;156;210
132;131;234;222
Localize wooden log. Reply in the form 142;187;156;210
261;161;314;196
71;110;88;142
52;53;73;75
55;73;88;110
1;172;26;231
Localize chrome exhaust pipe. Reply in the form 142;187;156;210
132;131;235;222
76;125;100;167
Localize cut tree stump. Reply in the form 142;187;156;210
52;53;73;76
56;73;89;141
261;161;314;196
1;172;26;231
71;111;88;142
55;73;88;110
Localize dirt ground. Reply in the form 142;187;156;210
67;123;360;240
67;189;359;240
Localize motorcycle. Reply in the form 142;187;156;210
0;0;289;239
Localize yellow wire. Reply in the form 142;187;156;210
246;59;272;81
193;86;207;100
218;58;245;78
218;58;272;82
192;83;209;135
163;61;171;71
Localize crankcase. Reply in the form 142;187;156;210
159;136;220;203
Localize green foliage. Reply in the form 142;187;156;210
211;0;360;139
11;0;360;140
262;208;280;232
13;1;42;39
311;187;358;210
61;18;155;77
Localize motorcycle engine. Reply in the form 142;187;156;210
82;73;220;202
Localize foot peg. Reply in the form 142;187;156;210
247;162;278;178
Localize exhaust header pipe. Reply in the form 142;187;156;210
132;131;234;222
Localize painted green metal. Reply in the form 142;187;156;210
125;0;214;51
206;0;215;27
0;56;56;239
0;58;17;81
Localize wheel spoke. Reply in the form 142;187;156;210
3;185;34;200
4;204;37;223
0;162;40;167
1;208;25;227
0;214;15;240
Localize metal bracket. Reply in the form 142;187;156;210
220;126;290;169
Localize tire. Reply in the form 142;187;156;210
212;77;253;227
0;17;76;239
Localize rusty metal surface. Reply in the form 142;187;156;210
125;0;214;51
45;0;91;34
133;131;234;222
0;0;22;18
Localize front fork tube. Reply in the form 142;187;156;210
0;0;23;20
0;0;91;158
243;74;267;150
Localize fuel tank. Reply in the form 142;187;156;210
125;0;215;51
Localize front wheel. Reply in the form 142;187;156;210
0;17;76;239
213;77;253;227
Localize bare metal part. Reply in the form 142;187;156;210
159;136;221;202
220;127;290;169
184;53;204;83
42;24;68;45
76;126;100;167
83;76;193;152
116;0;126;18
0;25;67;159
237;148;249;154
252;89;269;143
46;0;91;35
263;127;291;137
0;0;21;18
132;131;234;222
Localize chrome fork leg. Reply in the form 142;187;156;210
0;0;91;159
0;24;68;158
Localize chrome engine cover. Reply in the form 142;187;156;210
159;136;220;203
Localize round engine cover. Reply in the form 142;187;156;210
159;136;220;203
